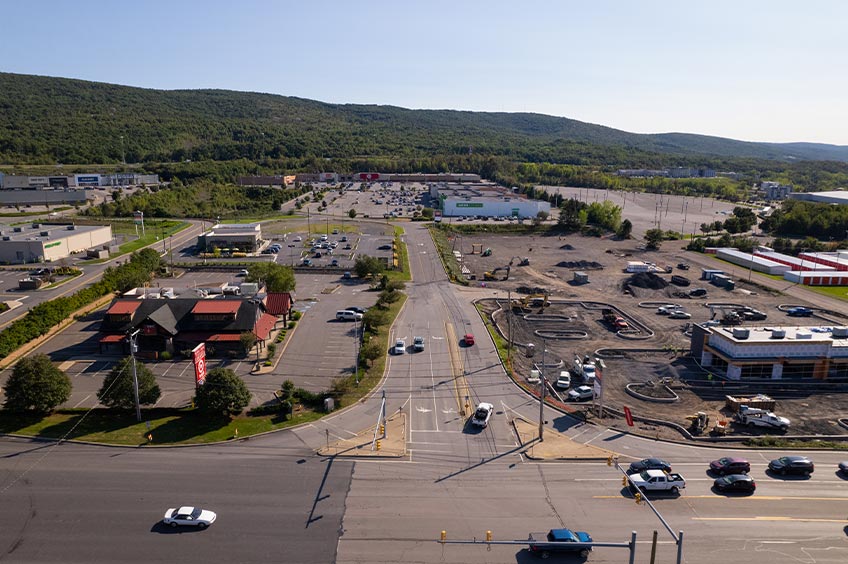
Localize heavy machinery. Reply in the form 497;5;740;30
509;256;530;266
709;305;742;326
512;293;549;312
481;248;492;257
483;265;511;281
686;411;710;435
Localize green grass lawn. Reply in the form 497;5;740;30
0;408;325;446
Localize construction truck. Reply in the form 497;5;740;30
735;406;790;432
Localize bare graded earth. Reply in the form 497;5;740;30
462;230;848;440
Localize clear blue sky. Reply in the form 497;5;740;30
3;0;847;144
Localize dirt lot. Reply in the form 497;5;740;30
461;230;848;440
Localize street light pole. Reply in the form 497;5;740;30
128;329;142;422
538;339;546;441
354;316;361;385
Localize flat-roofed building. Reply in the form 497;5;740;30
0;223;111;264
196;223;262;253
693;324;848;380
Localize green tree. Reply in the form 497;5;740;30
354;255;385;279
645;228;664;250
348;209;357;218
359;339;383;366
2;354;71;413
239;332;257;356
616;218;633;239
246;262;296;292
193;368;250;415
97;356;161;410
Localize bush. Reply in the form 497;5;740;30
287;320;296;329
193;368;250;415
266;342;277;359
291;310;302;321
159;351;173;360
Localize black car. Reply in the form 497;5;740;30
714;474;756;493
709;457;751;475
627;457;672;475
768;456;814;476
838;461;848;475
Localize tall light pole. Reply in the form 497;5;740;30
354;316;361;385
128;329;142;422
538;339;546;441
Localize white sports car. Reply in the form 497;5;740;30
163;506;217;529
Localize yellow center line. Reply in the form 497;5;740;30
694;517;848;523
593;495;848;501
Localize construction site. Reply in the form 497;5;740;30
452;230;848;440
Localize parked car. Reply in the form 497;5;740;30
567;385;594;401
301;258;312;266
345;306;367;314
331;259;339;267
768;455;814;476
343;271;352;279
336;310;363;322
787;306;813;317
463;333;475;346
413;336;425;352
555;371;571;390
293;236;302;242
713;474;756;494
238;269;249;277
657;304;682;315
163;506;217;529
710;457;750;475
471;402;493;427
378;244;392;250
393;339;406;355
677;262;690;270
627;457;672;475
668;310;692;319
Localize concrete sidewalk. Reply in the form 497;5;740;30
317;412;406;458
512;417;616;461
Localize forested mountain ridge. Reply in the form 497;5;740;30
2;72;848;166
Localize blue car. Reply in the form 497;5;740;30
787;307;813;317
529;528;592;559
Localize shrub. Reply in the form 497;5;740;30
159;351;173;360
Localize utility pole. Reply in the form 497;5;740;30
538;339;546;441
507;290;512;362
354;316;361;385
128;329;142;422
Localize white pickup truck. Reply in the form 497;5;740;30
628;470;686;494
735;406;790;432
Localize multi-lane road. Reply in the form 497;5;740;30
1;219;847;563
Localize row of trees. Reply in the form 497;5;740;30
3;354;250;415
761;200;848;240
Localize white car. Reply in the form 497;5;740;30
413;336;425;352
668;310;692;319
656;305;682;315
555;371;571;390
163;506;217;529
294;236;302;242
238;269;249;277
471;402;494;427
568;386;594;401
393;339;406;355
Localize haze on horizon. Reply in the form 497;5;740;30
3;0;846;146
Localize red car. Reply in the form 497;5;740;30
463;333;475;346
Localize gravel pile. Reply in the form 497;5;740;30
625;272;669;290
560;244;575;250
556;260;603;269
516;286;549;295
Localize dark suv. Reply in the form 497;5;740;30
768;456;814;476
710;457;750;475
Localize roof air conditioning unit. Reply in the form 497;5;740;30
771;329;786;339
732;328;750;339
796;331;812;340
831;327;848;338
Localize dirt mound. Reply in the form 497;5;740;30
516;286;549;295
625;272;669;290
560;244;575;250
556;260;603;269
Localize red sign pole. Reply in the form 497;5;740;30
192;343;207;387
624;406;634;427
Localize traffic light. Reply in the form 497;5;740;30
622;475;628;487
634;492;643;505
379;424;385;435
607;455;613;467
486;531;492;542
376;440;382;451
440;530;447;543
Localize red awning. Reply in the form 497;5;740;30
106;301;141;315
207;333;242;342
253;313;278;340
191;300;241;314
99;334;126;343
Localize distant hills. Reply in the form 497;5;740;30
1;72;847;166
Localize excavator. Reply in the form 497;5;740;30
509;256;530;266
512;293;549;312
709;305;742;326
484;265;511;281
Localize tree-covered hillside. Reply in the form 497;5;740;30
2;72;848;166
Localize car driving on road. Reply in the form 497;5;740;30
713;474;756;494
768;455;814;476
413;336;425;352
163;506;217;529
709;457;750;475
393;339;406;355
627;457;672;475
471;402;493;427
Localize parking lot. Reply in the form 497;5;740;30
0;268;383;409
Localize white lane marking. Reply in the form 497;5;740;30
72;395;92;408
